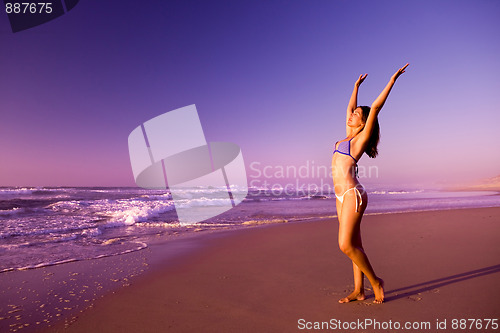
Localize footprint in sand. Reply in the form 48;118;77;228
359;302;374;306
407;294;422;301
321;288;338;296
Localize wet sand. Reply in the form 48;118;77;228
2;207;499;332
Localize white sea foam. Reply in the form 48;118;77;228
46;197;177;227
140;193;173;200
0;188;33;196
81;227;102;237
135;221;182;228
242;218;289;226
47;200;83;212
103;199;176;227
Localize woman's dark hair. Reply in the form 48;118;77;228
359;106;380;158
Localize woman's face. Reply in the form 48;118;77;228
348;107;364;127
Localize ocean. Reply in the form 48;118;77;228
1;186;499;273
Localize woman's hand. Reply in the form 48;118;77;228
391;63;409;83
370;63;409;113
355;73;367;87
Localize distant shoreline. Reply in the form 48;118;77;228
446;184;500;193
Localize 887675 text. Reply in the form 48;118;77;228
5;2;53;14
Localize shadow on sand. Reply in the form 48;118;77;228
379;264;500;302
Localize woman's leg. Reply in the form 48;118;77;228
352;220;365;292
338;224;365;303
338;191;384;303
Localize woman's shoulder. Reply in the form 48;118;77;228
352;132;368;144
351;133;368;156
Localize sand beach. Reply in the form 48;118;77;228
2;207;498;332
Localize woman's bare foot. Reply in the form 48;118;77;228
372;278;385;304
338;290;365;303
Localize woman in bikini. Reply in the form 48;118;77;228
332;63;409;304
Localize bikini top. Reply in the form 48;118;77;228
333;137;358;164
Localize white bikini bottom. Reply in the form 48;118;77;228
335;186;363;212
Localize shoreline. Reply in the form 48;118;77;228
5;202;500;274
2;186;499;275
1;207;499;332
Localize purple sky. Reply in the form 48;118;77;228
1;0;499;188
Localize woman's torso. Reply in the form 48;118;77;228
331;137;362;195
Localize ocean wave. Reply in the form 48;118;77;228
0;187;69;198
134;221;182;228
0;188;33;196
46;200;83;212
242;218;289;226
16;233;80;248
140;193;173;200
0;241;148;273
0;207;25;215
103;199;176;227
174;197;237;208
370;190;425;195
0;224;100;240
81;227;102;237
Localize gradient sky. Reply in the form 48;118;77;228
1;0;499;188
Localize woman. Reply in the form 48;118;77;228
332;63;408;304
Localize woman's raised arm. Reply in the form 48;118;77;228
346;74;367;125
371;63;408;112
362;63;409;138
